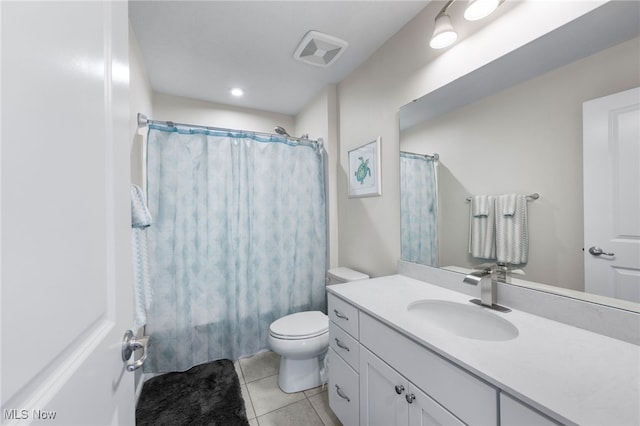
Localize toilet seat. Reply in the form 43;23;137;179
269;311;328;340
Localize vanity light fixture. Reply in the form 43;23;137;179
429;6;458;49
429;0;503;49
230;87;244;97
430;1;457;49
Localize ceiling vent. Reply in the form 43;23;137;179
294;30;348;68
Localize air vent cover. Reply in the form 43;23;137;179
294;30;348;68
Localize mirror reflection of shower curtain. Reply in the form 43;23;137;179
144;125;326;373
400;152;439;266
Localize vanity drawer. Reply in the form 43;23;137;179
328;293;359;338
329;320;359;372
359;312;498;426
328;348;359;426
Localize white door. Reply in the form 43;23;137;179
1;2;135;425
583;87;640;303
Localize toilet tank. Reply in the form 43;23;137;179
327;267;369;285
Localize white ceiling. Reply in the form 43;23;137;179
129;1;430;117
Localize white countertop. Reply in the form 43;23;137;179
327;274;640;426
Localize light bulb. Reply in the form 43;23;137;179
464;0;499;21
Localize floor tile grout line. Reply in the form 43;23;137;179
254;396;325;424
247;373;319;420
236;361;260;422
307;393;328;426
238;352;333;425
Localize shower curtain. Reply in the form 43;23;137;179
400;152;438;267
144;124;327;373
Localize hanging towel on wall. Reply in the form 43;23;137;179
132;184;153;228
131;184;153;332
472;194;491;217
495;194;528;264
501;193;518;216
468;195;496;259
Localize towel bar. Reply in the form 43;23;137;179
466;192;539;202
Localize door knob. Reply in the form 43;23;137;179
588;246;615;256
122;330;148;372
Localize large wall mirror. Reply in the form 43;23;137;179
399;1;639;310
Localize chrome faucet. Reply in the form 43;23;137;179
463;267;511;312
463;268;495;307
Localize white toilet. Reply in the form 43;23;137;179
268;267;369;393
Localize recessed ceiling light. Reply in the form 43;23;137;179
230;88;244;97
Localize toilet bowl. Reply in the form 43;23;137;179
268;267;369;393
268;311;329;393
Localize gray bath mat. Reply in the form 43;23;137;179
136;359;249;426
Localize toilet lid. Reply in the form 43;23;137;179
270;311;328;339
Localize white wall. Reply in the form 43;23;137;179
129;23;154;188
295;85;339;268
152;92;294;135
336;1;625;279
401;38;640;291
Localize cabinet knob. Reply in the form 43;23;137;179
395;385;405;395
405;393;416;404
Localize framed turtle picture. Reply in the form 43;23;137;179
348;137;382;198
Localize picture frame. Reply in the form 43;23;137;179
348;137;382;198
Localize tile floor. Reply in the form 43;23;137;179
235;351;342;426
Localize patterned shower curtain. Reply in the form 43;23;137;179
400;152;439;267
144;124;327;373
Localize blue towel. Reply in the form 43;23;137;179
131;184;153;331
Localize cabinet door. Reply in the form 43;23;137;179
409;386;465;426
360;346;408;426
360;312;498;425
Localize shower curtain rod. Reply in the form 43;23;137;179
137;113;320;146
466;193;540;201
401;150;439;161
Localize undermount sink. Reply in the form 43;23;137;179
407;300;519;341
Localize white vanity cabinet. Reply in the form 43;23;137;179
360;346;464;426
327;275;640;426
359;312;498;425
328;293;498;426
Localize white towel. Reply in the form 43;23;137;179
131;184;152;228
468;195;496;259
501;193;518;216
471;195;491;217
495;194;528;264
131;184;153;332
